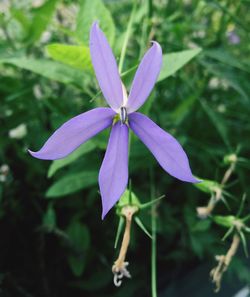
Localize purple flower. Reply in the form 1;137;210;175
29;22;198;219
227;30;240;45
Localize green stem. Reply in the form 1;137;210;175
118;0;137;74
151;208;157;297
150;169;157;297
148;0;153;19
139;16;148;59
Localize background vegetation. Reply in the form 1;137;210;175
0;0;250;296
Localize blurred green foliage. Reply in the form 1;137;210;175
0;0;250;296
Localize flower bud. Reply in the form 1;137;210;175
223;154;237;165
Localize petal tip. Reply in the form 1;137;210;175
28;149;37;157
101;206;110;220
175;172;201;184
193;177;202;183
28;148;53;160
90;21;100;41
182;175;201;184
28;148;45;160
191;178;201;184
150;40;158;46
92;21;99;30
150;41;162;52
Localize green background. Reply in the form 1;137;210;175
0;0;250;296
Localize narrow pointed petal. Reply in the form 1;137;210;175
90;22;123;111
29;108;115;160
99;123;129;219
126;42;162;113
129;112;198;183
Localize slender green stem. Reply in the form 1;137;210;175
118;0;137;74
139;0;153;58
139;16;148;59
150;169;157;297
148;0;153;19
151;207;157;297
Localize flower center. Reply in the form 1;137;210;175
119;107;128;124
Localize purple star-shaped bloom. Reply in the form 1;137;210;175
29;22;198;219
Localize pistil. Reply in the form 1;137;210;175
112;205;138;286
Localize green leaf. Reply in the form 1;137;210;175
10;8;31;34
46;43;93;72
205;49;250;73
67;221;90;250
46;171;98;198
48;141;96;178
42;203;57;230
67;255;85;277
200;99;231;148
26;0;58;44
200;60;249;101
158;48;202;82
0;57;84;87
66;221;90;276
191;219;212;232
190;233;210;258
76;0;115;45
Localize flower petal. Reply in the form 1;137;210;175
29;108;115;160
90;22;123;111
126;41;162;113
129;112;198;183
99;122;129;219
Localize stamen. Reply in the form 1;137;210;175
120;107;128;124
